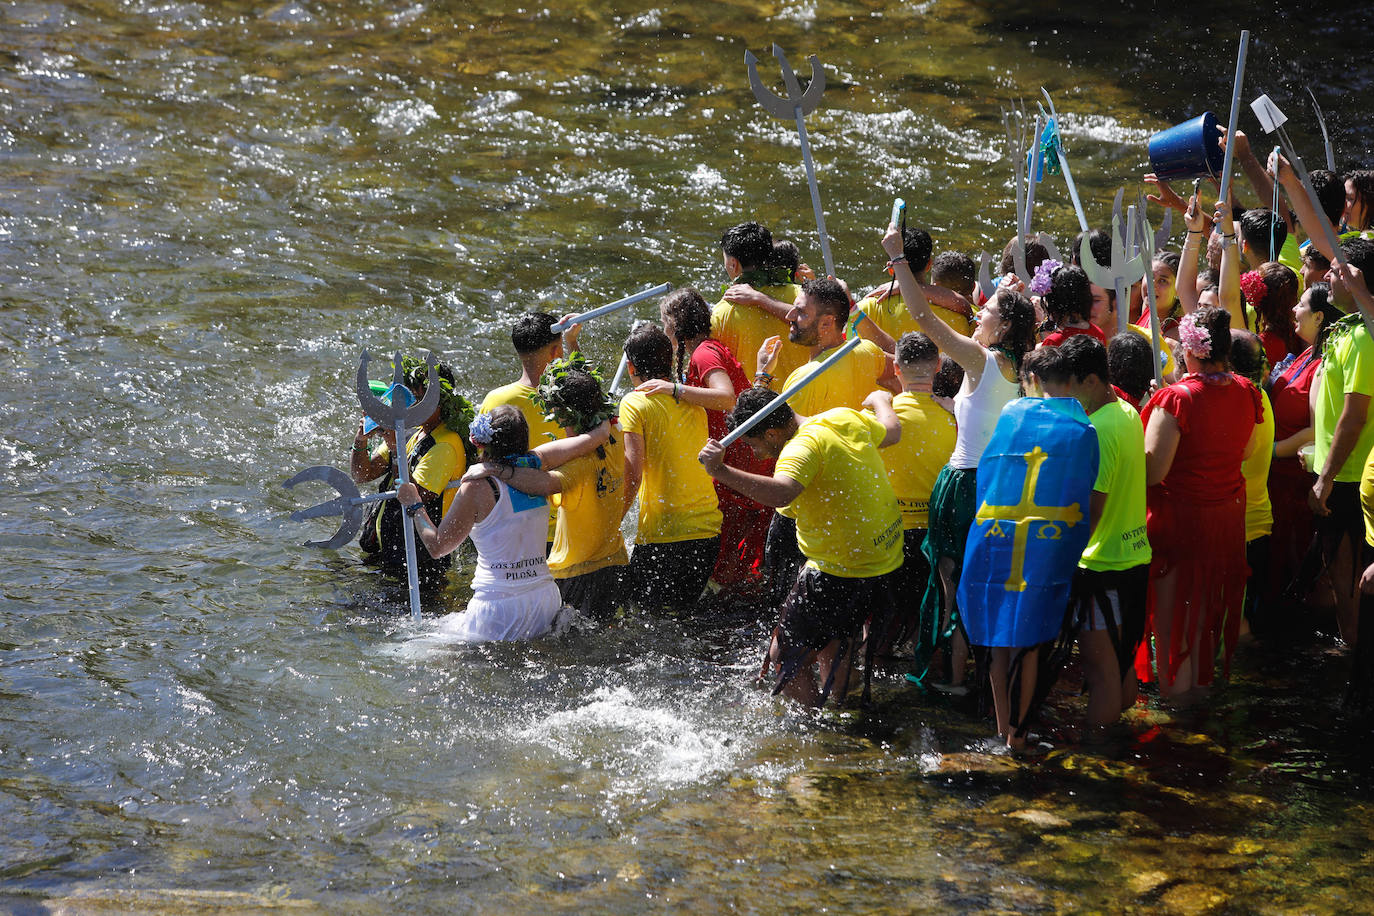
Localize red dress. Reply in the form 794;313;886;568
1141;373;1263;685
1040;323;1107;349
687;338;774;591
1267;347;1321;595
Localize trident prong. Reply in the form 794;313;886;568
1079;186;1146;335
355;351;439;433
746;44;826;120
284;465;368;549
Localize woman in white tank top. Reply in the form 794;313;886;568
397;405;609;641
880;224;1039;689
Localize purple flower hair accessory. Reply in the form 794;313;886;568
1177;312;1212;359
1029;258;1062;297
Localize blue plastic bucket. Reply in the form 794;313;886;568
1147;112;1224;181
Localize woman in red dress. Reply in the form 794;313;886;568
1143;306;1264;697
1266;282;1343;619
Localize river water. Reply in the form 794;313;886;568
4;1;1374;913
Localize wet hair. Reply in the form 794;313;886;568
1341;237;1374;276
902;227;934;273
660;287;713;381
1059;334;1110;385
932;355;964;398
721;221;773;270
1252;262;1300;341
1346;170;1374;230
624;322;674;381
931;251;976;298
1302;246;1331;274
1240;209;1288;261
1043;264;1093;326
1191;305;1234;364
1307;282;1341;352
1072;229;1112;269
1229;330;1267;385
1107;332;1154;401
1311;169;1347;227
512;312;561;356
801;276;851;325
895;331;939;368
1021;345;1068;386
770;239;802;282
992;288;1039;362
999;236;1051;276
481;404;529;463
728;386;792;435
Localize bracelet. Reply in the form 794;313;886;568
352;442;368;453
887;255;906;265
672;381;680;402
754;371;774;384
404;501;424;517
849;310;868;337
1186;229;1203;236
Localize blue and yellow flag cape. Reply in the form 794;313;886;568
958;397;1098;648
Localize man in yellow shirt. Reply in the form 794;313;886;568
873;333;957;656
480;311;579;545
852;227;974;351
758;276;898;415
620;324;723;613
712;222;810;385
699;387;902;707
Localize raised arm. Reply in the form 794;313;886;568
881;223;987;376
1274;151;1337;262
1216;199;1245;328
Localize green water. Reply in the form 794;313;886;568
3;1;1374;912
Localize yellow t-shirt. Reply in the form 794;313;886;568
1361;445;1374;548
1242;388;1275;542
775;408;903;578
548;431;630;578
882;391;957;529
618;390;722;544
856;289;973;342
712;283;809;384
379;426;468;518
480;381;563;540
783;339;889;417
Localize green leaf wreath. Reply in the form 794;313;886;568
533;351;616;433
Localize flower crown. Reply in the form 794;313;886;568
1177;312;1212;359
1029;259;1062;297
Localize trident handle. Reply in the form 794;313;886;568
715;336;862;450
551;282;673;333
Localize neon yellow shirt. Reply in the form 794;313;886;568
856;289;972;341
783;339;889;417
1313;319;1374;483
775;408;903;578
1080;397;1151;571
712;282;808;383
883;391;957;529
1361;445;1374;548
618;390;722;544
1242;389;1275;541
548;432;630;578
480;381;563;540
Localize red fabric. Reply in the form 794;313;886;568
1260;328;1303;369
1140;374;1263;503
687;338;773;590
1270;347;1320;442
1141;374;1261;686
1112;384;1143;415
1040;322;1107;349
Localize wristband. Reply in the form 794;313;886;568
754;371;774;386
404;501;425;517
849;310;868;338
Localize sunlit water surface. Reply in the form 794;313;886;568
3;1;1374;912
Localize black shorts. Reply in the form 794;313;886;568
1068;564;1150;672
774;565;902;697
556;564;628;622
764;514;805;606
629;536;720;613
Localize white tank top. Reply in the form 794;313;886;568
469;477;552;598
948;349;1020;470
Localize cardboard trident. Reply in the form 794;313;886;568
1079;189;1147;337
976;104;1063;300
283;351;439;620
746;44;834;278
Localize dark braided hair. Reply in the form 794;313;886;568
659;287;713;382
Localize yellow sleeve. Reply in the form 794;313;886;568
775;430;821;488
618;393;646;436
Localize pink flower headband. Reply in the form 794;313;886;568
1177;312;1212;359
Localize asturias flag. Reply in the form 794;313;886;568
958;397;1099;648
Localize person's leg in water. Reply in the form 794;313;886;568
938;555;969;687
1079;627;1123;728
989;646;1038;750
1152;568;1195;697
1333;531;1359;646
815;638;854;705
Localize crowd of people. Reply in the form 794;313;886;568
343;142;1374;750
